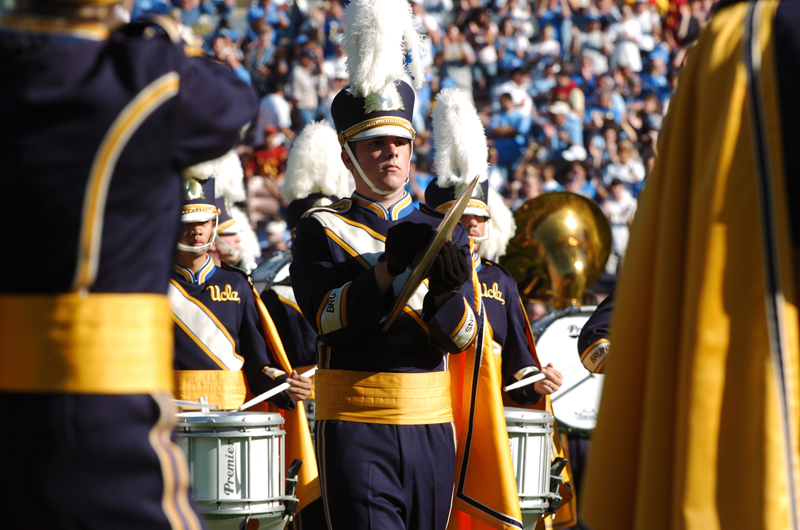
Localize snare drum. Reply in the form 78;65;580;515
532;306;604;433
174;411;287;529
504;408;555;514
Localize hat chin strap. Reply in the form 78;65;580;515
214;235;240;261
344;142;409;197
176;216;218;253
471;224;490;244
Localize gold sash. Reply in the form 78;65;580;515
0;294;172;393
315;369;452;425
173;370;248;410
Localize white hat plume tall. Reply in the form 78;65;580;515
432;88;489;192
342;0;426;98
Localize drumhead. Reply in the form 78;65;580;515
532;306;604;432
177;410;285;427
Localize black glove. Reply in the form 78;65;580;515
380;222;434;276
427;241;471;296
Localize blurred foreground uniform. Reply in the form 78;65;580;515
583;1;800;529
0;10;256;528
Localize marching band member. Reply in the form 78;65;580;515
170;169;311;411
423;88;563;404
577;288;613;374
0;0;257;525
423;88;574;530
209;150;262;273
583;0;800;528
290;2;477;528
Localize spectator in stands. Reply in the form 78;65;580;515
439;24;476;101
211;30;251;86
496;17;529;80
544;101;584;165
536;0;573;53
601;177;637;274
287;48;320;129
601;139;645;189
465;8;499;96
254;80;294;148
488;92;533;177
571;11;612;76
494;67;534;115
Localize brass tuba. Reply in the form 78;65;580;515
500;192;612;309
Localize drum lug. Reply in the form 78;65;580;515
282;459;303;522
545;457;568;517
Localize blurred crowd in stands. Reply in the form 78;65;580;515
128;0;715;277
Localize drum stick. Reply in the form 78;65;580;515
239;367;317;411
503;373;545;392
172;399;221;410
503;365;580;393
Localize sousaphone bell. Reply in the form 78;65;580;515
500;191;612;309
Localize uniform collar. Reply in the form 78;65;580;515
473;252;483;273
173;255;216;285
0;14;110;42
351;191;414;221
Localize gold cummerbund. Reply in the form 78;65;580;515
0;293;173;393
174;370;247;410
315;369;453;425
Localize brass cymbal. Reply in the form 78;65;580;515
383;175;481;332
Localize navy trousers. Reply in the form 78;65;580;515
315;420;456;530
0;391;204;530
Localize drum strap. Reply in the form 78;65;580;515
0;293;173;393
173;370;248;410
315;369;453;425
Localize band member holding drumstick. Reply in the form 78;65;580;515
423;89;563;404
0;0;258;526
171;163;311;411
578;288;613;374
290;3;477;528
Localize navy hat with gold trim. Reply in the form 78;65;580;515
331;0;426;196
215;196;242;235
331;80;416;145
181;176;218;224
425;178;491;219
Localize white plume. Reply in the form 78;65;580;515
232;205;261;270
432;88;488;190
282;121;354;202
342;0;426;96
184;150;245;197
479;189;516;261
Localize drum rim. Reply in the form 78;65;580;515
177;410;285;426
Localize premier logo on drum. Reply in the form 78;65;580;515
575;409;598;421
223;441;237;496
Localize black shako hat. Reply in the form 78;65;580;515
331;80;416;146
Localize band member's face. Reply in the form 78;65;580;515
461;214;486;239
213;233;242;264
178;220;215;249
344;135;411;198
